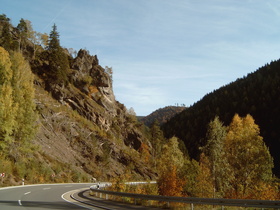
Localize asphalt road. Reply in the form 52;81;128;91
0;183;95;210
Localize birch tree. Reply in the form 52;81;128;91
0;47;17;149
10;51;37;152
224;114;273;198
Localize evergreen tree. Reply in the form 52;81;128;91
46;24;69;84
16;18;28;51
47;24;60;51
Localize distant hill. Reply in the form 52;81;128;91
162;59;280;178
139;106;186;127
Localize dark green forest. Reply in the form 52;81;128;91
162;59;280;177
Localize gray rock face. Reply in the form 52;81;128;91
72;49;99;73
70;49;116;115
46;49;144;152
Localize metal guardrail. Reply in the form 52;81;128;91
90;183;280;209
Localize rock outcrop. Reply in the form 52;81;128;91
34;49;150;180
71;49;116;116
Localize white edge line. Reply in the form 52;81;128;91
61;191;93;210
0;183;93;191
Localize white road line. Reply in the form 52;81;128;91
24;191;31;195
18;200;22;206
43;187;51;190
61;189;94;209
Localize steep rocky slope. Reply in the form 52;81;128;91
31;49;155;182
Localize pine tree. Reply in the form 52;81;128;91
16;18;28;51
46;24;69;84
47;24;60;51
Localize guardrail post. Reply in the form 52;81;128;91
191;203;194;210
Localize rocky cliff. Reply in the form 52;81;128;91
33;49;155;182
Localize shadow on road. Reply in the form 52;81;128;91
0;200;82;209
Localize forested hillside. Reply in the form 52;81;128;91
139;106;186;127
162;59;280;177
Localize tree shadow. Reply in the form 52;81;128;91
0;200;82;209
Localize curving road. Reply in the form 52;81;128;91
0;183;95;210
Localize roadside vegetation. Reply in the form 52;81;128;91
105;115;278;201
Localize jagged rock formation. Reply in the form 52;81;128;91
33;49;153;181
71;50;116;116
44;49;143;149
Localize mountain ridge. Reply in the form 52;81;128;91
139;106;186;127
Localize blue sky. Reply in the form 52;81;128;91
2;0;280;116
